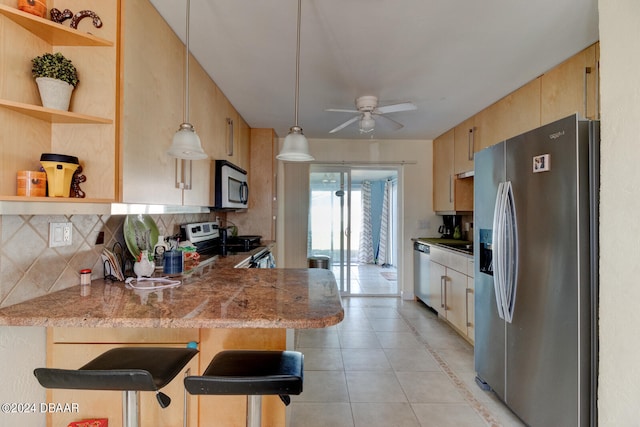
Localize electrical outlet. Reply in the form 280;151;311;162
49;222;73;247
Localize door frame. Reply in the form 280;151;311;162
309;163;403;296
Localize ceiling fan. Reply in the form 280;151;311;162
326;95;417;134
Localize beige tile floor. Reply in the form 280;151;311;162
290;295;526;427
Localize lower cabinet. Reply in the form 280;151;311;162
429;247;474;343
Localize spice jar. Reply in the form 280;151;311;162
80;268;91;296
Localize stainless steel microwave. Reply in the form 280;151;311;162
212;160;248;209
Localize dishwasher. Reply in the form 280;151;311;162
413;241;431;306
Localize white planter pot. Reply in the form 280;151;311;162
35;77;74;111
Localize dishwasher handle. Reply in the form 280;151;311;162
413;242;430;254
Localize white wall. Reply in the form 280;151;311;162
597;0;640;424
279;138;436;299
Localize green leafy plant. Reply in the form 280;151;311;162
31;52;79;88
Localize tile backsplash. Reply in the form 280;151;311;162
0;212;214;308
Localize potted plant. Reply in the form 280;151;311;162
31;52;79;111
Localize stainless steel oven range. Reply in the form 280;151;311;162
180;222;273;268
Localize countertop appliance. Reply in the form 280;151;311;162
413;241;431;306
212;160;248;210
474;114;599;426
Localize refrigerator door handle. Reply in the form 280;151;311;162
503;181;519;322
492;182;507;320
492;181;519;322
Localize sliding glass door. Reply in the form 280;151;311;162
308;167;352;293
309;165;400;296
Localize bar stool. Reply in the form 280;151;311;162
184;350;303;427
34;347;198;427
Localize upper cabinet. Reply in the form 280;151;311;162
453;117;475;175
541;43;599;124
228;128;277;240
474;77;541;152
119;0;249;207
433;129;473;213
439;42;599;164
433;43;599;215
433;129;454;212
0;1;118;202
0;0;250;210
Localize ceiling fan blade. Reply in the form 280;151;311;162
325;108;359;113
374;114;404;131
375;102;417;114
329;115;360;133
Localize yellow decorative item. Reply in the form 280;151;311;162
40;153;79;197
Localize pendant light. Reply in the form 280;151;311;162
167;0;208;160
276;0;314;162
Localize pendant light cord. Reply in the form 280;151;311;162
294;0;301;127
184;0;191;124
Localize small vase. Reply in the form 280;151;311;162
35;77;74;111
133;251;155;278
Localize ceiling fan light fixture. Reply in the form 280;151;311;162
359;113;376;133
277;125;314;161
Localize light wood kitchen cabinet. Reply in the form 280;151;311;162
121;0;207;206
429;246;474;343
433;129;454;212
0;1;117;202
474;77;541;151
541;43;599;124
47;328;199;427
120;0;250;207
466;258;475;343
433;129;473;213
235;114;251;171
453;117;475;174
428;258;447;317
228;128;278;240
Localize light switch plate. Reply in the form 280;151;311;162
49;222;72;247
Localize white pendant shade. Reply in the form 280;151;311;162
167;123;207;160
277;126;314;161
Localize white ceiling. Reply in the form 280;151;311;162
148;0;599;141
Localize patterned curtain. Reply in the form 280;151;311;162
358;180;375;263
376;179;390;265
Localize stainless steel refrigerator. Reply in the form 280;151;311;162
473;114;599;426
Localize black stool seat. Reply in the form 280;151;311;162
35;347;198;392
184;350;303;397
34;347;198;427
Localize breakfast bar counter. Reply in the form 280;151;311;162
0;267;343;427
0;267;344;329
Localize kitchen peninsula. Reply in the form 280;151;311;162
0;267;344;426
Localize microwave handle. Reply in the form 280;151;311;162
240;182;249;204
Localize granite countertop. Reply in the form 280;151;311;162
0;267;344;329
